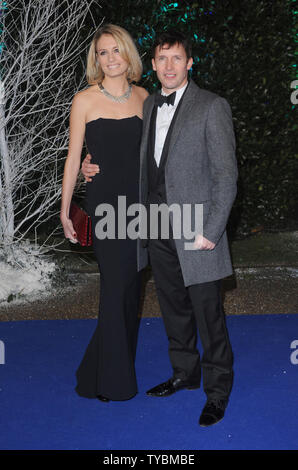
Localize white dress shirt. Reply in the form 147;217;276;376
154;82;188;167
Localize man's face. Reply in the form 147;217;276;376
152;42;193;93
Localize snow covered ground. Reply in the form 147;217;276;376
0;242;56;304
235;266;298;279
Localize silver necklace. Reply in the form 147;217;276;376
98;83;132;103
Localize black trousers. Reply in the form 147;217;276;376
148;234;234;402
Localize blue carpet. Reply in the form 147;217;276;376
0;314;297;450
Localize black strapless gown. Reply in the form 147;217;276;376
75;116;142;401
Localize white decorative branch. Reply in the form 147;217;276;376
0;0;102;250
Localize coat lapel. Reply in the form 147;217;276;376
166;80;200;164
139;95;156;203
140;80;200;181
140;96;156;169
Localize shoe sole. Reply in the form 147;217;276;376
199;417;224;427
146;385;200;397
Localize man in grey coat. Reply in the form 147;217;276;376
140;30;237;427
82;30;238;427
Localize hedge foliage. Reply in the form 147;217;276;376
98;0;298;236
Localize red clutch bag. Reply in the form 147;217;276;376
69;202;92;246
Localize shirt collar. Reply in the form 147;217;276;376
161;81;188;106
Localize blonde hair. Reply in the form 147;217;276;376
86;24;143;85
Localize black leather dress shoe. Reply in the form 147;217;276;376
146;377;200;397
97;394;110;402
199;399;227;427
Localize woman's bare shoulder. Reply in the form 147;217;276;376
72;86;98;104
133;84;150;99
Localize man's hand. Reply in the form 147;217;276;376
193;234;215;250
81;153;100;182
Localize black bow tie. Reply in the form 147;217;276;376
155;91;176;107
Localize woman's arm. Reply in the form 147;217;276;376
60;92;86;242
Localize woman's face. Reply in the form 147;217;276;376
96;34;129;80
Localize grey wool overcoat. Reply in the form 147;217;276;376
137;79;238;286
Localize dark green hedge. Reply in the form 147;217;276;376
99;0;298;237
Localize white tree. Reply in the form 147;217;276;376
0;0;100;250
0;0;102;302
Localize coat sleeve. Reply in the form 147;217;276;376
202;97;238;245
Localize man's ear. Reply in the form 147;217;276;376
152;58;157;71
187;57;193;70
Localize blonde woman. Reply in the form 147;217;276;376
60;24;148;401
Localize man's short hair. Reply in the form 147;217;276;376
151;30;192;60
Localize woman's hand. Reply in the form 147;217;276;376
60;214;78;244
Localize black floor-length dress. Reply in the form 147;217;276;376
75;115;142;401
